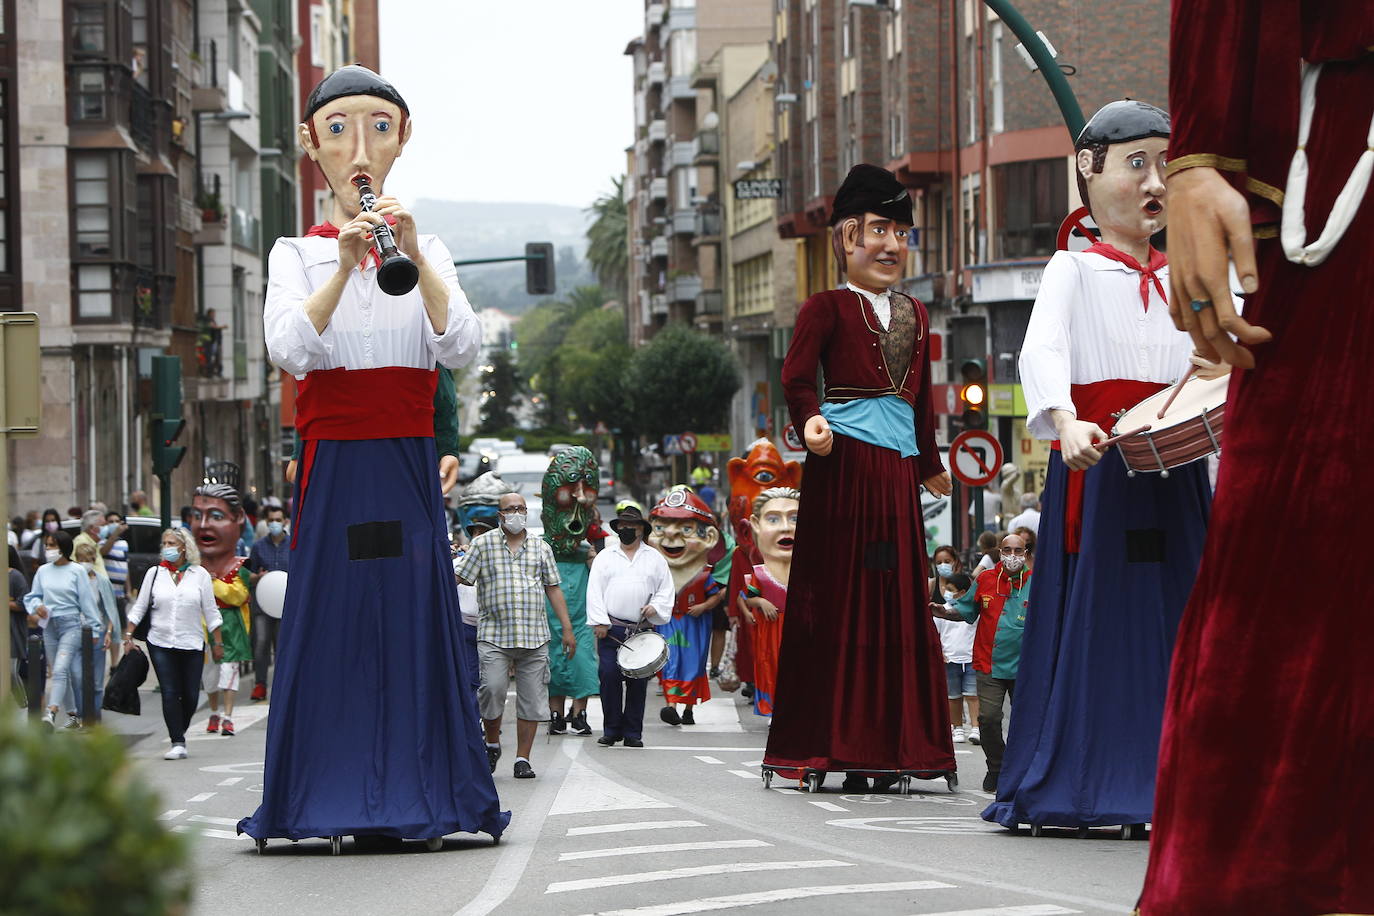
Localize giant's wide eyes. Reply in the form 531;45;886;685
374;120;391;132
754;470;775;484
1130;156;1145;168
329;122;344;135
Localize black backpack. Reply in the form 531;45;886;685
102;645;149;716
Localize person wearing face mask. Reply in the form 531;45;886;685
71;541;120;721
928;545;963;607
30;509;62;567
72;510;108;578
455;492;576;780
586;501;674;749
23;531;104;729
931;534;1032;793
122;529;222;760
246;504;290;702
99;513;130;669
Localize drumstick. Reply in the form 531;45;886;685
1157;367;1197;420
1094;425;1152;451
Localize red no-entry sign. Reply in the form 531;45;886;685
950;430;1003;488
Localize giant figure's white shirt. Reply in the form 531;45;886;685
1019;250;1193;441
263;233;481;377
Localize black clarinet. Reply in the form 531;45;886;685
352;176;420;296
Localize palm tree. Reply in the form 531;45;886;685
585;176;628;303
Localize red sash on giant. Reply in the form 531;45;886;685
292;366;438;548
1051;379;1166;553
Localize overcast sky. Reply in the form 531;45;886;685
377;1;642;210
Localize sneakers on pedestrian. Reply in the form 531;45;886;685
968;726;981;745
597;735;620;747
982;771;998;793
221;718;235;737
486;744;502;773
569;711;593;736
206;714;220;734
164;744;188;760
41;709;56;730
659;706;681;726
681;705;695;726
709;666;721;679
548;711;566;735
251;683;267;702
623;737;644;748
513;760;536;779
952;726;966;743
64;713;83;730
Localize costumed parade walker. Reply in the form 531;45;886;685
763;163;957;796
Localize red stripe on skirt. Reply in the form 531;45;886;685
1052;379;1167;553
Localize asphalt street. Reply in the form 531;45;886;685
108;674;1151;916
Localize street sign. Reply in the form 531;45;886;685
695;433;731;452
1057;206;1100;252
679;431;699;454
662;434;684;456
733;178;782;199
949;429;1003;488
782;422;805;453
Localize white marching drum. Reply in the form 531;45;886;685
617;631;669;679
256;570;289;619
1112;374;1229;476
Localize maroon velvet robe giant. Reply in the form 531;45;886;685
763;288;953;777
1140;5;1374;914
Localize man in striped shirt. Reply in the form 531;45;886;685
101;511;130;666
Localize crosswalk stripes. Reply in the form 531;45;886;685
546;859;853;894
558;838;771;861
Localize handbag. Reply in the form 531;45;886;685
102;645;148;715
131;566;160;642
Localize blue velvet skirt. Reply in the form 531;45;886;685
238;437;509;841
983;448;1209;828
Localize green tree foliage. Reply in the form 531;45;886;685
478;350;521;433
0;718;193;915
623;323;741;440
514;286;609;426
585;176;628;302
560;306;631;427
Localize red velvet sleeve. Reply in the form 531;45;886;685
1167;0;1262;172
781;292;836;430
912;299;945;482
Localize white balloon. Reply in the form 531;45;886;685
256;570;288;619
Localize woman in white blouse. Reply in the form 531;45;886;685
122;528;223;760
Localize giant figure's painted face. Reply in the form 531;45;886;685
649;516;719;571
749;493;800;568
727;440;803;548
191;494;241;566
299;94;410;219
838;212;912;292
1080;137;1169;243
540;447;600;559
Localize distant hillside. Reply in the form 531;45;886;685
413;199;596;314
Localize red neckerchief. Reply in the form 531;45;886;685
160;560;187;584
1084;242;1167;312
305;217;398;271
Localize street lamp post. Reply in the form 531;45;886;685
982;0;1086;139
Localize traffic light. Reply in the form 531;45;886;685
151;355;187;477
525;242;555;295
959;358;987;429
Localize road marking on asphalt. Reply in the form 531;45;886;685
808;801;848;812
197;761;264;774
187;792;216;803
187;815;241;827
903;907;1080;916
454;740;582;916
197;828;248;841
559;839;771;861
187;705;269;741
217;776;244;786
547;860;852;894
567;820;706;837
580;880;955;915
158;809;185;820
549;759;676;816
692;755;724;764
727;769;757;780
662;698;742;733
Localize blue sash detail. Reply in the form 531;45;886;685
820;396;919;458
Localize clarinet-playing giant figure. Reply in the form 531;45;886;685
239;66;506;848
